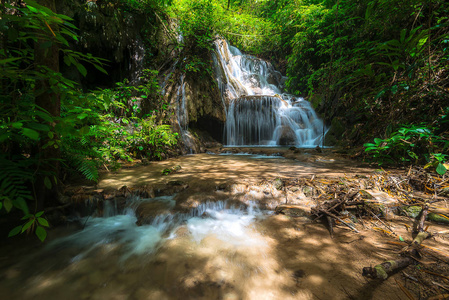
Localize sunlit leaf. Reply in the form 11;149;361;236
436;163;447;175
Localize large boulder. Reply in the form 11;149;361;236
277;126;297;145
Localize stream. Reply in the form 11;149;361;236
0;40;408;299
0;150;409;300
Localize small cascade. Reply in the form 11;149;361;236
47;196;266;261
174;74;196;153
214;39;327;147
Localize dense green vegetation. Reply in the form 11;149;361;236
0;0;177;240
1;0;448;240
173;0;448;171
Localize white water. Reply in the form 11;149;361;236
214;39;327;147
46;197;267;261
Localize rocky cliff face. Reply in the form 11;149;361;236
56;1;226;153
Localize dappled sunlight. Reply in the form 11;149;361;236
99;150;373;190
0;149;416;300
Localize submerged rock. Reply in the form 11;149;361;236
135;201;173;226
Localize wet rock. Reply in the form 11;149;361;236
275;205;310;217
88;270;104;285
428;213;449;224
134;185;155;198
216;183;228;191
135;201;173;225
152;182;189;197
278;126;297;145
400;206;422;218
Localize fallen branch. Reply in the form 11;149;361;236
362;256;414;280
413;204;429;235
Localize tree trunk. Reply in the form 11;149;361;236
34;0;60;210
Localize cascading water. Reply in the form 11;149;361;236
214;39;327;147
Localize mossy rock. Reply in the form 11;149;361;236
273;178;284;190
161;165;182;176
400;206;422;218
275;205;310;217
428;213;449;224
398;206;449;223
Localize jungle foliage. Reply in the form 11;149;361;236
171;0;448;172
0;0;177;240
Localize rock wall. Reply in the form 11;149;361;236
56;1;226;152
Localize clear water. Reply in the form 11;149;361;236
46;197;267;262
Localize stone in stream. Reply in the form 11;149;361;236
135;201;173;225
275;205;310;218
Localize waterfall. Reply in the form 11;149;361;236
214;39;327;147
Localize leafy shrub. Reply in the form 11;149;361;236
364;123;448;174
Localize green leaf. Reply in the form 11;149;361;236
76;63;87;77
4;198;12;212
11;122;23;129
0;57;21;65
35;110;54;123
44;177;52;190
27;5;38;13
8;226;22;237
77;113;88;120
22;128;39;140
37;217;49;227
35;226;47;242
21;220;34;233
13;198;29;214
391;85;398;95
436;163;447;175
35;211;44;218
399;236;404;242
93;64;108;74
